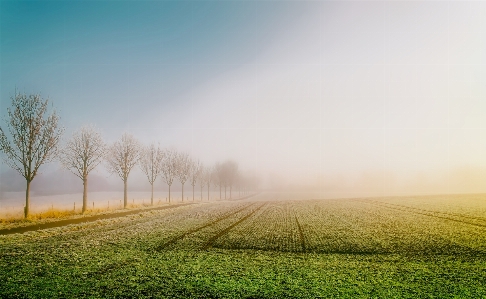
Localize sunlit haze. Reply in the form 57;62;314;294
1;1;486;198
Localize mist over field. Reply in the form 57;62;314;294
2;2;486;297
1;1;486;201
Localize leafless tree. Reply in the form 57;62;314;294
205;166;214;201
139;143;164;206
161;148;177;203
189;159;201;202
198;165;206;201
105;133;140;208
238;171;258;196
175;151;191;202
236;172;243;197
214;162;224;199
60;125;105;213
222;160;238;199
0;92;63;218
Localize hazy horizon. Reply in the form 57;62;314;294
2;1;486;199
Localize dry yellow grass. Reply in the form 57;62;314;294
0;213;29;225
0;201;161;225
126;203;152;209
0;207;78;224
30;208;77;220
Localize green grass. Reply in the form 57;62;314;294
1;194;485;298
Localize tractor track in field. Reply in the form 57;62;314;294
358;199;486;229
377;201;486;223
154;203;257;251
294;215;307;253
201;203;267;250
228;193;260;201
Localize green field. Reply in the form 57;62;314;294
1;193;486;298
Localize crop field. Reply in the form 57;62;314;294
1;193;486;298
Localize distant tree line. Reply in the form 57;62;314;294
0;91;259;218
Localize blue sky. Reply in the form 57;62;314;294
1;1;264;126
1;1;486;196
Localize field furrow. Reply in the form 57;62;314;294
361;199;486;229
201;203;267;249
294;214;306;252
210;201;302;252
154;203;255;250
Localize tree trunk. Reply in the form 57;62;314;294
24;180;31;218
182;183;184;202
207;185;210;201
151;183;154;206
124;179;128;208
168;185;171;203
192;185;195;201
201;186;203;201
82;176;88;213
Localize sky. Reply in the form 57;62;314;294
1;0;486;197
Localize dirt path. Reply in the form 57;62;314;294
0;203;193;235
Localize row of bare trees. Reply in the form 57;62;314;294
58;127;254;214
0;92;258;218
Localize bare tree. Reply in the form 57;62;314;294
161;148;177;203
189;159;201;202
175;151;191;202
222;160;238;199
139;143;164;206
214;162;224;199
235;172;243;197
60;125;105;213
205;166;214;201
198;165;206;201
0;92;63;218
105;133;140;208
238;171;258;196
